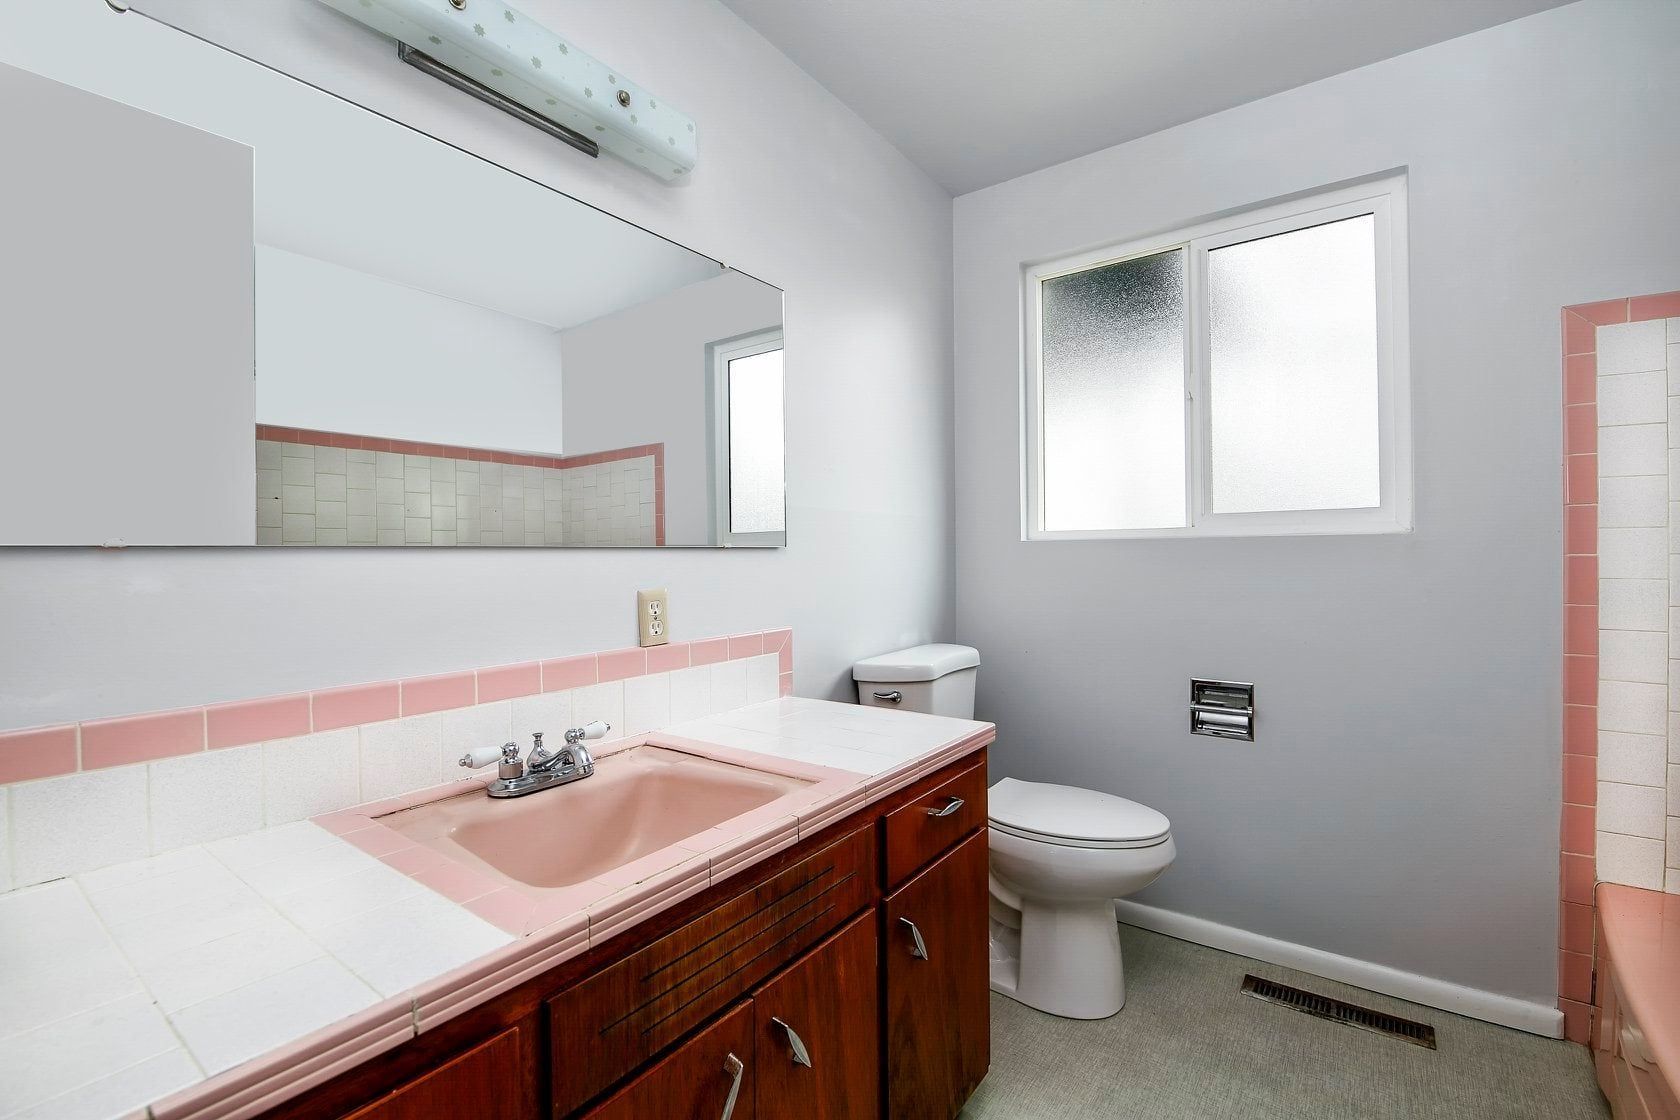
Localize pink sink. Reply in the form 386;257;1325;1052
376;745;811;890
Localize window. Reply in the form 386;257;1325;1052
1024;175;1410;539
709;329;786;545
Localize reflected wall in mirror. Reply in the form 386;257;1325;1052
0;10;784;547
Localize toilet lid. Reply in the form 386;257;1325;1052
988;778;1170;846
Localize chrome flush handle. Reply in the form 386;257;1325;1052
899;916;929;960
925;796;965;818
720;1053;745;1120
873;690;903;704
771;1017;812;1068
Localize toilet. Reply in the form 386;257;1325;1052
854;644;1176;1021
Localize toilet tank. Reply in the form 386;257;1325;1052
853;644;979;718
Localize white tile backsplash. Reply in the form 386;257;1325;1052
1598;831;1666;890
1599;369;1669;426
149;745;264;852
262;729;361;825
668;666;713;725
1600;680;1668;736
624;673;672;736
510;690;574;746
1601;579;1669;631
11;768;149;887
1600;731;1668;786
1601;629;1668;684
711;660;749;712
746;654;780;704
1600;319;1669;375
1600;475;1668;528
1599;780;1667;839
440;700;513;779
1600;423;1669;477
358;715;444;802
1601;527;1668;579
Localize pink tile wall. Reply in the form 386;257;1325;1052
1557;290;1680;1045
0;629;794;784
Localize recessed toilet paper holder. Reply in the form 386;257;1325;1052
1190;679;1254;741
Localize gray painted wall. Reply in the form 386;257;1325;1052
953;0;1680;1006
0;0;953;729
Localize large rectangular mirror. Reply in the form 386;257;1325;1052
0;8;784;547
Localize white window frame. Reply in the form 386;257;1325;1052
708;327;786;547
1021;174;1412;540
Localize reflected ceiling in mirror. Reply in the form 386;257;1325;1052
0;6;784;547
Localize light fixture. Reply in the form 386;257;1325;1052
316;0;698;182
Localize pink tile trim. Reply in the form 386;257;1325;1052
0;627;794;787
311;682;399;732
645;642;690;673
1560;998;1592;1045
475;662;541;704
726;632;764;659
541;654;597;692
401;672;476;716
596;648;646;683
690;637;729;666
0;725;78;784
413;861;502;904
1631;292;1680;320
258;424;665;478
206;694;310;750
80;707;204;770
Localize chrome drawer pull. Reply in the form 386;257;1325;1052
925;796;964;818
899;917;930;961
771;1017;812;1068
873;690;903;704
720;1053;745;1119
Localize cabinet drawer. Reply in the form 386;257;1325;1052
550;826;875;1117
883;759;986;887
341;1026;528;1120
580;1003;755;1120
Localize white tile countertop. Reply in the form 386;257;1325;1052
0;699;992;1120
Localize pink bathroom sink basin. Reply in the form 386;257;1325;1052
377;745;811;890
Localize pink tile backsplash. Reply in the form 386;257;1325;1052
80;708;204;770
475;662;542;704
596;648;646;683
206;695;311;750
401;672;477;716
0;725;78;784
0;627;794;787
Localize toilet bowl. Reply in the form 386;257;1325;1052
986;777;1174;1020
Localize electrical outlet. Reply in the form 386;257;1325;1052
637;588;670;647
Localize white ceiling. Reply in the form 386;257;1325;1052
720;0;1575;195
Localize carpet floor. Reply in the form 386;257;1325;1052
961;924;1608;1120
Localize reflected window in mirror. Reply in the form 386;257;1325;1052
710;330;786;546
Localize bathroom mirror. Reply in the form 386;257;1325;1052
0;10;784;548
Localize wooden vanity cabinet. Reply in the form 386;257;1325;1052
266;749;988;1120
883;831;991;1120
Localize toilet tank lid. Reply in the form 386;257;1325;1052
988;777;1170;843
852;643;980;683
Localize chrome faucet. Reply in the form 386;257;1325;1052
459;721;610;799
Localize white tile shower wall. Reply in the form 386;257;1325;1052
0;654;783;889
257;440;657;547
1600;317;1680;891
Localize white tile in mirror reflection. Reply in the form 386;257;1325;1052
10;766;149;887
1600;320;1668;376
1600;423;1668;477
1598;780;1666;839
1600;629;1668;683
1601;579;1669;632
1600;731;1668;786
1599;680;1667;736
1598;369;1669;427
149;744;264;851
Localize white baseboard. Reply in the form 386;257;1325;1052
1112;899;1565;1039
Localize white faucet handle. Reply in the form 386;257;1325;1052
579;720;610;741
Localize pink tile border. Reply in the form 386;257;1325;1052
1558;290;1680;1046
0;628;795;783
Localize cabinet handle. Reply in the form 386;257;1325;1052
720;1053;745;1120
771;1017;813;1068
925;796;964;818
899;916;930;960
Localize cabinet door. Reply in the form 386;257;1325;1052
340;1026;529;1120
753;912;879;1120
883;830;990;1120
582;1002;755;1120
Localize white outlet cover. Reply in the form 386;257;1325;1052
637;587;670;647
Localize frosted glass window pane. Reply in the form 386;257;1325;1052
1208;215;1380;513
1040;249;1186;531
727;348;784;534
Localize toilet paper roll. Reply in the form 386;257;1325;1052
458;745;504;769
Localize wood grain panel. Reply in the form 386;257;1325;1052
580;1002;755;1120
340;1025;528;1120
882;759;987;888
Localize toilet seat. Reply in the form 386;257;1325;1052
988;777;1170;850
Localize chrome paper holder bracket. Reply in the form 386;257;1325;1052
1190;679;1254;741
